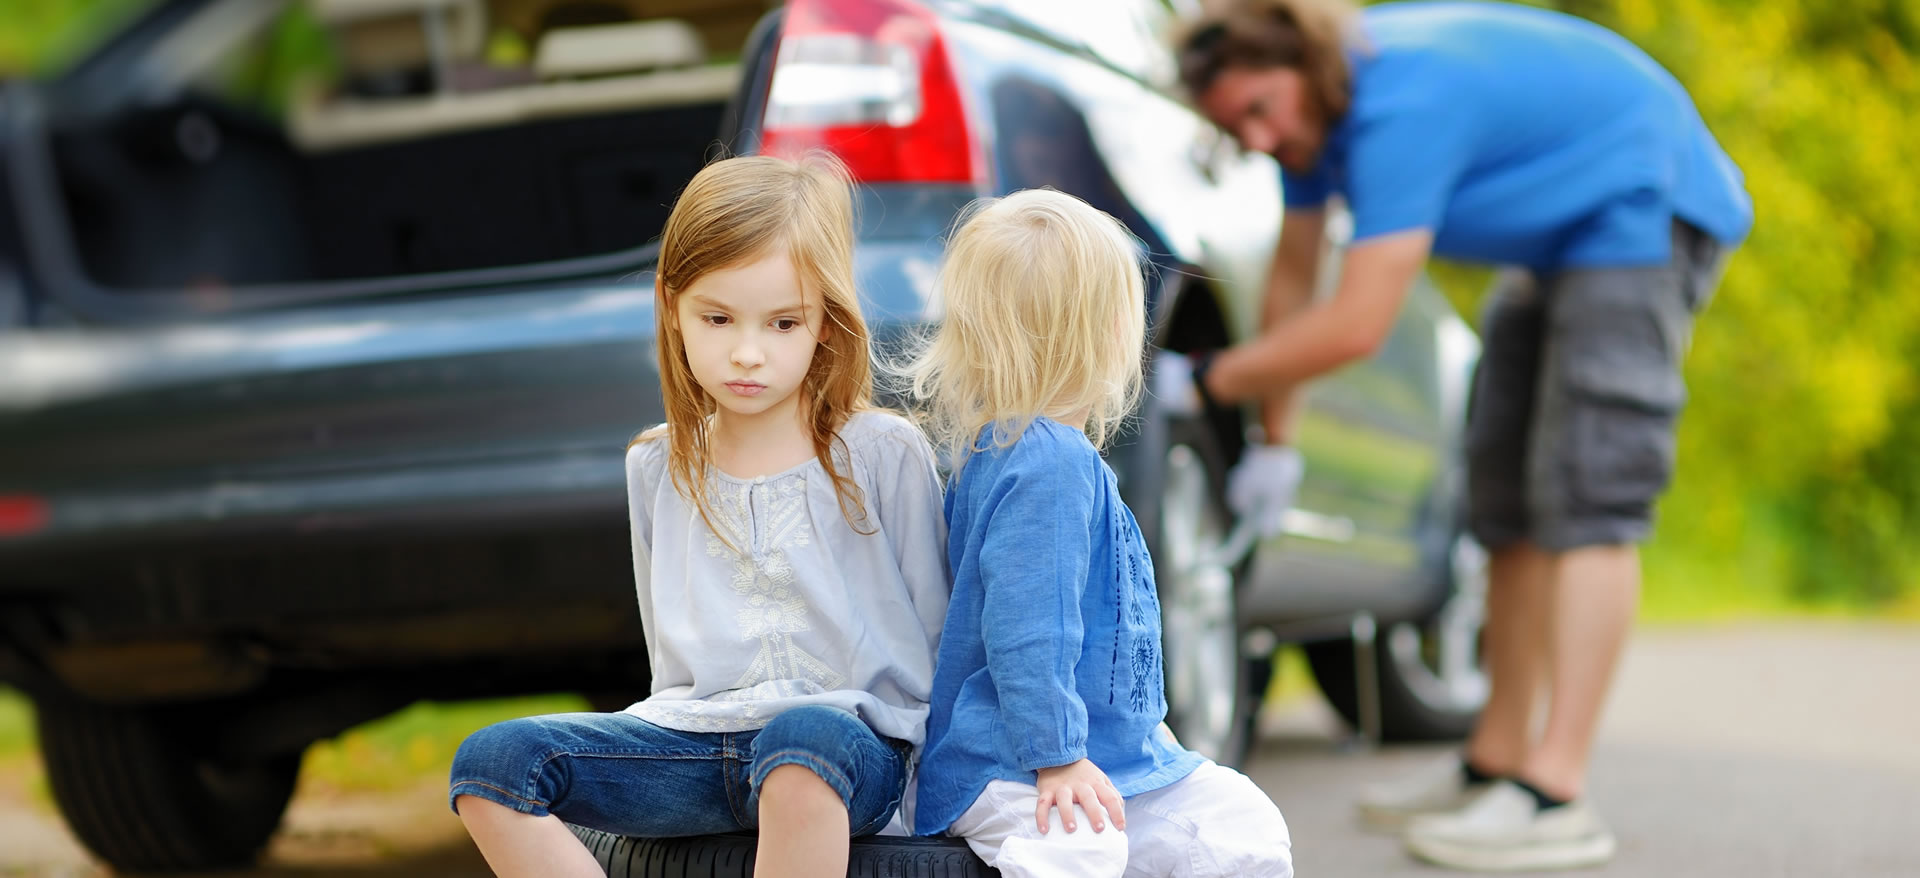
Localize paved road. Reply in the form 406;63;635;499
1252;623;1920;877
4;623;1917;876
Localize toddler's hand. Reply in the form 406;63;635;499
1033;759;1126;834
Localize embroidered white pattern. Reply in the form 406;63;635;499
633;702;761;732
706;475;847;694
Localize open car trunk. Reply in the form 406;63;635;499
35;0;777;298
55;97;731;287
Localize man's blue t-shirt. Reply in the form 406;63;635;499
913;418;1203;836
1283;2;1753;269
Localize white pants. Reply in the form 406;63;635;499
947;761;1292;878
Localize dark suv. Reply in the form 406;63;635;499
0;0;1486;871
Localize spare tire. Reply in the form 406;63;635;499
569;826;999;877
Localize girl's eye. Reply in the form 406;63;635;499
703;314;730;327
772;318;800;332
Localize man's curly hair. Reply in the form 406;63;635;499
1175;0;1361;123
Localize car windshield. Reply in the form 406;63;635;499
3;0;162;76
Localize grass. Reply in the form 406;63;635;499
0;689;33;762
1264;645;1321;706
0;689;48;814
1638;516;1920;622
298;695;590;795
0;688;588;802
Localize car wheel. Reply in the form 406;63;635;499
570;826;1000;877
1151;421;1257;768
1112;353;1260;771
1304;533;1490;741
36;696;300;872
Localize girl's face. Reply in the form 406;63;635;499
670;247;828;430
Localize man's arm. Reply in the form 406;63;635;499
1252;208;1328;444
1205;228;1434;404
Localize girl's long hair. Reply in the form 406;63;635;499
900;188;1147;465
633;153;875;541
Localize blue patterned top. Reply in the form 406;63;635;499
913;418;1203;835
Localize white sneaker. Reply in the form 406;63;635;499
1403;780;1616;872
1356;758;1490;831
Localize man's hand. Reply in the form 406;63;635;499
1228;444;1305;538
1033;759;1126;834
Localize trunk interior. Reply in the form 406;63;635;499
54;94;732;289
44;1;772;291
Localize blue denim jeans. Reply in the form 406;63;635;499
448;705;910;837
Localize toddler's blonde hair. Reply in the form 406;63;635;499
903;188;1147;464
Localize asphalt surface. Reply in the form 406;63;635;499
2;623;1916;877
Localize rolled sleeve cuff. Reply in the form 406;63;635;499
1017;743;1087;773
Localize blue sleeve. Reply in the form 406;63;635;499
1344;92;1476;242
976;442;1095;771
1281;162;1332;209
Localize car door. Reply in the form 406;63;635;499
1251;248;1456;628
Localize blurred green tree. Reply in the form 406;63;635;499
0;0;148;74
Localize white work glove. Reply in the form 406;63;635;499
1227;444;1305;538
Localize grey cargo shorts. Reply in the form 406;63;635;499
1465;221;1730;552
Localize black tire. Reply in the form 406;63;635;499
36;697;301;873
1303;535;1489;742
570;826;1000;877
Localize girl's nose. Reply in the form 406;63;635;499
731;339;764;368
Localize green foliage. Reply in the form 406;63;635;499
214;6;341;119
0;0;149;74
1422;0;1920;612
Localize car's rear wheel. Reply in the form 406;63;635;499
570;826;1000;877
1305;534;1490;741
1152;427;1257;768
36;696;301;872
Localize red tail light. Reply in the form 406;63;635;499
0;496;47;538
761;0;984;185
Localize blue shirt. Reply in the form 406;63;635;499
913;418;1204;835
1283;2;1753;269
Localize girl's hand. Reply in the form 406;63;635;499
1033;759;1126;834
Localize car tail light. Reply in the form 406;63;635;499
0;496;47;538
761;0;984;185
